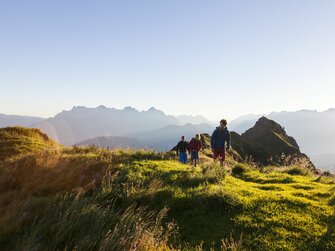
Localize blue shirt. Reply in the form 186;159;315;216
211;127;231;149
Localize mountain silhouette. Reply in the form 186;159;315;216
33;106;181;145
231;117;315;169
229;109;335;156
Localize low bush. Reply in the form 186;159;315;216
286;167;309;176
232;164;249;177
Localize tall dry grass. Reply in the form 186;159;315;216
0;148;245;251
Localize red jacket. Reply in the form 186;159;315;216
189;138;202;152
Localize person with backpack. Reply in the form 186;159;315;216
189;133;202;167
176;136;190;164
211;119;231;166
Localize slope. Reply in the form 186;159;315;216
0;127;60;162
0;147;334;250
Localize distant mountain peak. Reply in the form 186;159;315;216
97;105;107;109
147;106;163;113
123;106;137;111
146;107;166;115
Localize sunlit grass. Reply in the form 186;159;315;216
0;141;334;250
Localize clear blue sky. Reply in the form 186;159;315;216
1;0;334;121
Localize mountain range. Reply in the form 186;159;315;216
1;106;334;171
31;106;213;146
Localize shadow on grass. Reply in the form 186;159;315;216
328;196;335;206
256;185;284;191
291;184;314;190
174;176;219;188
237;174;295;185
131;187;244;249
316;213;335;250
168;194;243;249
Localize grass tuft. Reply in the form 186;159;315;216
285;166;310;176
232;163;249;177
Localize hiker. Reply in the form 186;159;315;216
176;136;190;164
189;134;202;167
211;119;231;166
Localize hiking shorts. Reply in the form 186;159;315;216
213;147;226;161
191;151;199;160
179;152;188;164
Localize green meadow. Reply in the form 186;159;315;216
0;128;334;250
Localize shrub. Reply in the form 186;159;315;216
204;188;243;214
232;164;249;177
286;167;309;176
201;162;227;182
322;171;333;177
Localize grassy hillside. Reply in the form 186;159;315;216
0;127;60;161
0;146;334;250
0;128;334;250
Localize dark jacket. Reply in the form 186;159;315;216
210;127;231;149
176;141;190;155
189;138;202;152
